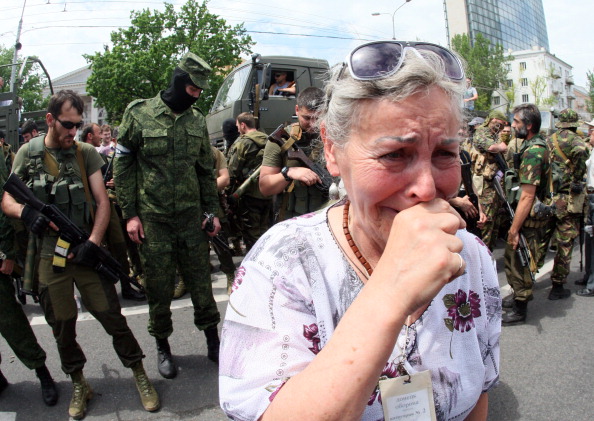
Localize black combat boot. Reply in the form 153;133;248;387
0;370;8;395
548;283;571;300
204;327;220;364
121;278;146;301
156;338;177;379
36;365;59;406
502;294;514;309
502;300;527;326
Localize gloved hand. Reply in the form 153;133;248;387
585;225;593;237
70;241;101;267
20;205;50;236
570;182;584;194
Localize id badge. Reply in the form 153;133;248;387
379;370;437;421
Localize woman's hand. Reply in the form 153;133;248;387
372;198;466;315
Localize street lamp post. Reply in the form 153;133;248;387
372;0;412;40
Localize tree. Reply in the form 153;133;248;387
451;33;512;112
0;45;49;112
587;70;594;114
85;0;253;125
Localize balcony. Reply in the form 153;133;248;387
549;69;562;79
566;76;575;85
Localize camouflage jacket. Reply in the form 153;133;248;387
114;93;218;221
227;130;268;200
470;126;502;180
0;153;15;260
519;134;550;201
547;129;588;193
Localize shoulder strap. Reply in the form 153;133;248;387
551;133;574;171
29;136;60;178
73;142;95;222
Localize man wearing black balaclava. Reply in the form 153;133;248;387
115;52;222;380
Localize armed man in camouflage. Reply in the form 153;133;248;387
228;112;271;251
114;53;222;380
470;110;508;250
259;87;326;221
503;104;551;325
0;149;59;407
543;109;588;300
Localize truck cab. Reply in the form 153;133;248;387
206;55;329;148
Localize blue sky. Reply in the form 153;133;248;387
1;0;592;88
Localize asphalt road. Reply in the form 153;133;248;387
1;241;593;421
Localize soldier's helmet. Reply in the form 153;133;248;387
555;108;580;129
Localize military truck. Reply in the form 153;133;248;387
206;54;329;148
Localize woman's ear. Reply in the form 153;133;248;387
321;123;340;177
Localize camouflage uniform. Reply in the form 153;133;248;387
545;111;588;285
262;123;327;221
504;134;551;301
471;125;505;250
115;92;220;339
0;154;48;372
227;130;272;250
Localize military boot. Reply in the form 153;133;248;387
548;283;571;300
121;278;146;301
69;370;93;420
35;365;59;406
204;326;220;364
131;361;160;412
232;239;244;256
172;279;187;299
156;338;177;379
502;300;527;326
0;370;8;395
502;294;514;309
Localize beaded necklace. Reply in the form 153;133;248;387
342;200;373;276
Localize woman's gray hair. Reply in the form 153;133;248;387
320;49;466;147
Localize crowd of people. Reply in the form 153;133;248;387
1;43;593;420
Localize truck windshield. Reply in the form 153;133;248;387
211;64;251;112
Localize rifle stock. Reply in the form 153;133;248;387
3;173;144;291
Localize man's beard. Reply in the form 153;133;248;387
515;126;528;139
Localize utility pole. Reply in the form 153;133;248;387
9;0;27;92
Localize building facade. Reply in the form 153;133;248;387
444;0;549;52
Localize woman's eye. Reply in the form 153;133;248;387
380;151;404;160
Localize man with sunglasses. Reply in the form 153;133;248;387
114;52;222;378
259;87;326;221
2;90;159;419
268;71;295;96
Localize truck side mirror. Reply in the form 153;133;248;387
260;63;271;100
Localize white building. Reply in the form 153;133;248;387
491;47;576;113
42;65;108;126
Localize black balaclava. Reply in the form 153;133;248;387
222;118;240;149
161;68;200;113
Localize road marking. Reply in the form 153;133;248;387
0;413;17;421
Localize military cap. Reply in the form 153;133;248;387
556;108;580;128
178;52;211;90
487;110;507;123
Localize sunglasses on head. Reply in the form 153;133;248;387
339;41;465;82
54;116;83;130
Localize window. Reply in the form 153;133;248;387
506;79;513;88
522;94;529;103
505;63;511;72
520;62;527;71
493;96;500;105
521;78;528;87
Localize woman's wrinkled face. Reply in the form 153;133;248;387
324;86;461;249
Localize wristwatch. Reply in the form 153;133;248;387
281;166;292;182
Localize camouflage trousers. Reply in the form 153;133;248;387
139;219;220;339
479;180;503;250
547;195;582;284
504;219;551;301
37;259;143;374
0;273;47;370
239;195;273;252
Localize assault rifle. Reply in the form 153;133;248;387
0;250;26;304
203;212;234;258
492;172;536;284
268;124;333;195
228;166;261;203
459;150;480;237
3;173;144;292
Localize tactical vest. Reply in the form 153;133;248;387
27;136;93;230
281;124;326;217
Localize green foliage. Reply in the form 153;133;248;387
529;76;547;106
587;70;594;114
85;0;253;125
0;45;49;113
451;33;512;111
